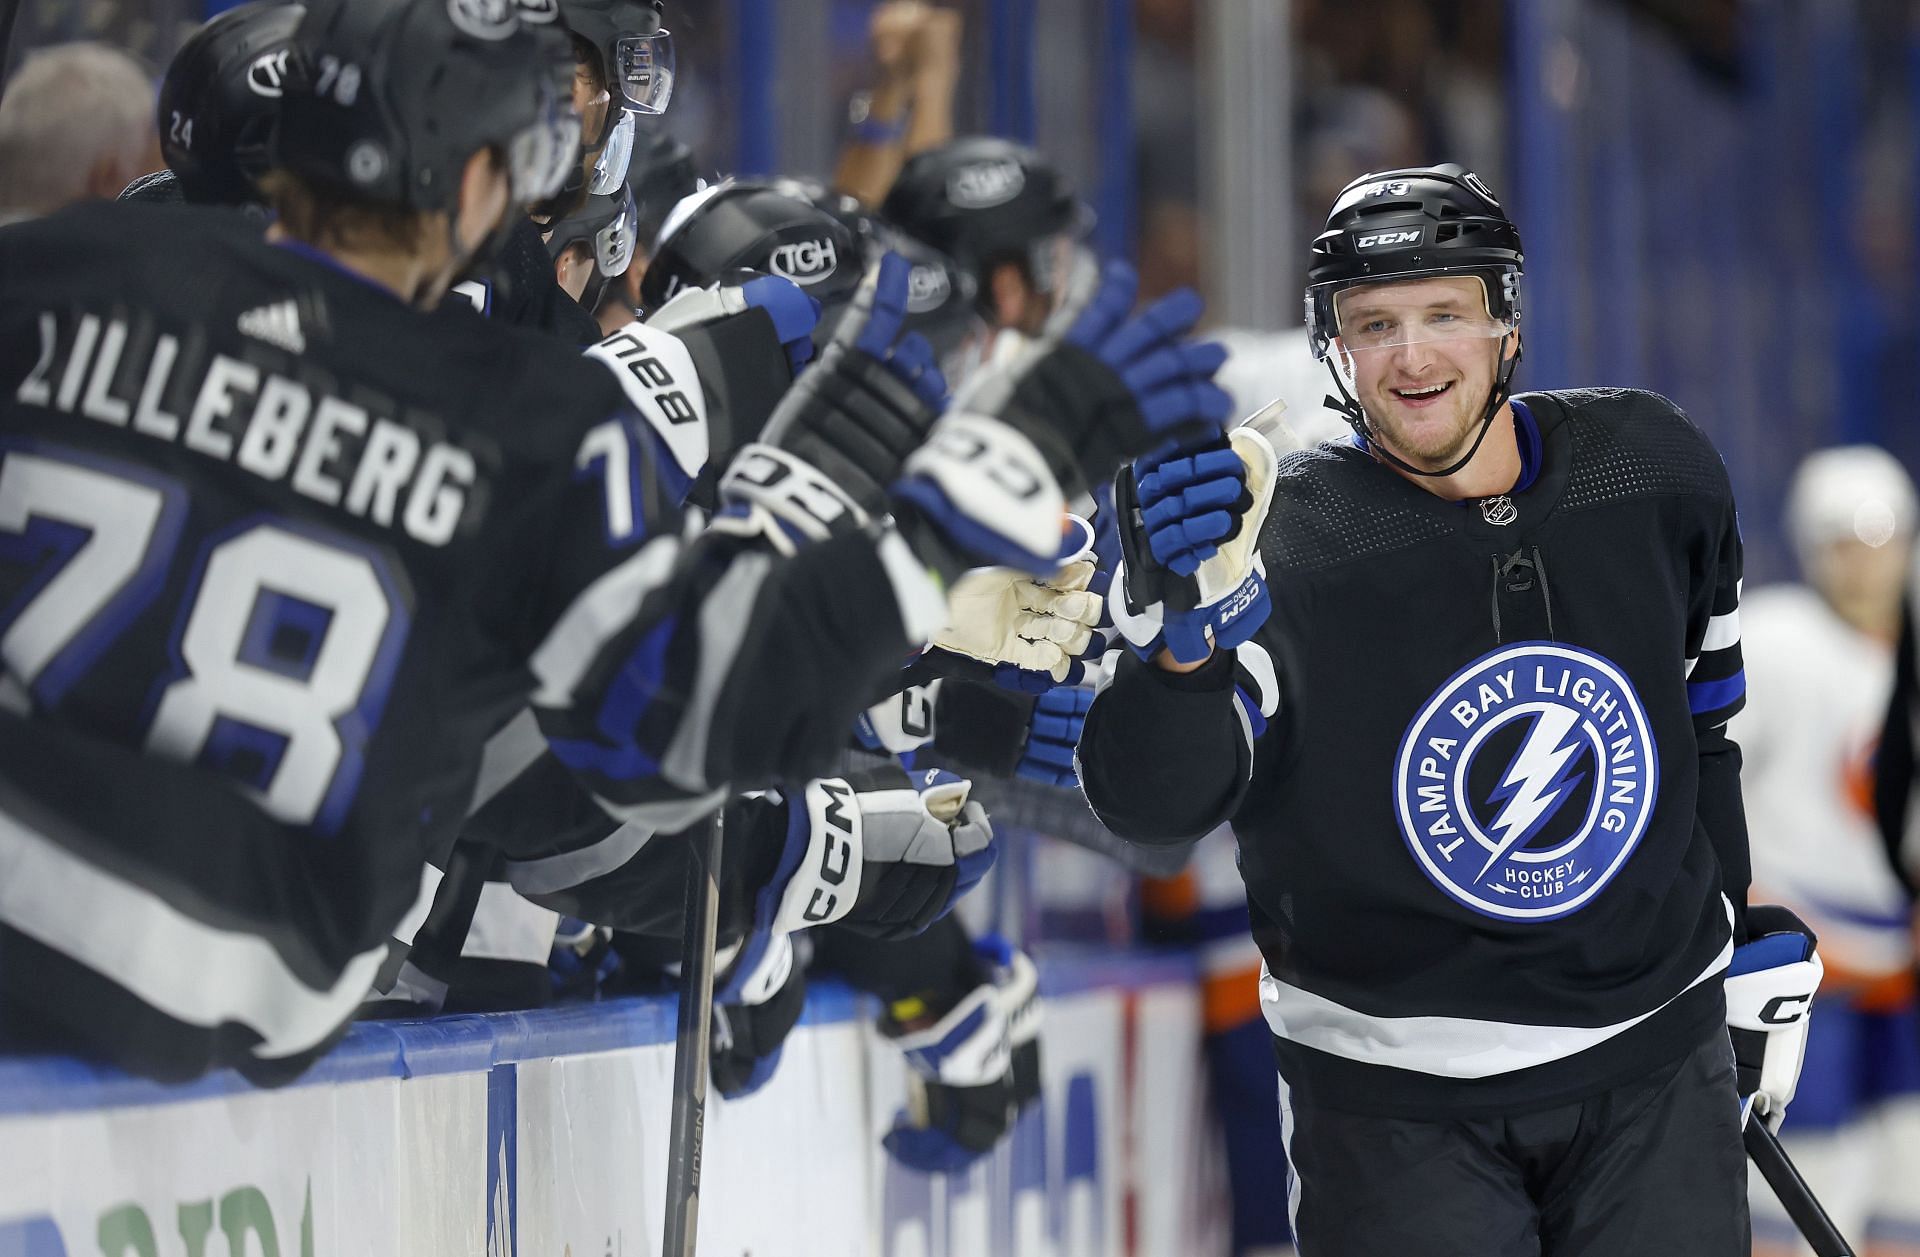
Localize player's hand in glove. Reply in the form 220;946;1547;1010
950;260;1233;499
890;262;1232;576
855;679;1092;788
883;935;1042;1174
1112;425;1279;665
751;767;996;943
926;516;1103;691
1014;685;1093;787
1726;904;1824;1133
710;931;809;1100
718;252;945;543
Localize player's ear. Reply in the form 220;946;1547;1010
1504;329;1522;363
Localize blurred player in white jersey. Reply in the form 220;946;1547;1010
1736;445;1920;1257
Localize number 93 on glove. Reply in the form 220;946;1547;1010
1111;425;1279;665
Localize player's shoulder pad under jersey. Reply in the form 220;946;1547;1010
1256;440;1453;576
583;318;709;486
1522;387;1733;510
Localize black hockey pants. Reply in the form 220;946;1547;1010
1278;1029;1750;1256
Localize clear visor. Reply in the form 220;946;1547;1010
508;109;585;205
590;108;636;194
594;189;639;277
1307;268;1518;361
614;30;675;115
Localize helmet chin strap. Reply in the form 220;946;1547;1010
1324;333;1522;480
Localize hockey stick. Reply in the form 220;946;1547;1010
661;807;723;1257
1745;1119;1855;1257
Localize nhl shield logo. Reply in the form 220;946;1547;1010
1392;642;1660;921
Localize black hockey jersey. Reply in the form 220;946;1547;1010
0;202;924;1080
1080;389;1749;1117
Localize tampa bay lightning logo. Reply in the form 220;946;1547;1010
1393;642;1660;921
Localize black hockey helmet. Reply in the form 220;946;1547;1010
882;136;1092;288
273;0;580;214
156;0;306;206
640;180;861;340
629;125;701;246
769;176;979;362
557;0;672;117
1304;164;1525;478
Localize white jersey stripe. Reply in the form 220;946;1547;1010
1259;899;1733;1079
1701;606;1741;653
0;801;384;1060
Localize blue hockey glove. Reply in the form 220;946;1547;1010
948;260;1233;498
738;274;823;376
1016;685;1093;787
882;936;1041;1175
1112;426;1278;664
1726;904;1824;1133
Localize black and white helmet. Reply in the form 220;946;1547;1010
640;179;862;342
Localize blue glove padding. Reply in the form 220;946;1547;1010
1017;685;1093;786
964;259;1231;497
851;253;949;408
1136;440;1256;577
1111;427;1277;664
1067;270;1232;443
737;274;822;376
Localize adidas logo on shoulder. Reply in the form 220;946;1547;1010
237;300;306;354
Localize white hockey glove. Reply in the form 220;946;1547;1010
927;516;1102;687
1111;425;1279;664
1726;904;1824;1132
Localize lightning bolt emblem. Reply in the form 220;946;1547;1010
1476;706;1586;881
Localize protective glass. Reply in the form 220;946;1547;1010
613;30;675;115
508;109;585;205
1307;267;1518;361
594;187;640;277
590;108;636;194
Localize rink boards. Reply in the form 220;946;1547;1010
0;947;1227;1257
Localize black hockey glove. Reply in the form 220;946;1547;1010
710;933;810;1100
727;251;946;524
882;936;1042;1174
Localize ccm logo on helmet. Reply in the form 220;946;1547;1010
1356;230;1422;250
769;238;839;285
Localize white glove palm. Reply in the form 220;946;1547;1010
930;517;1101;683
